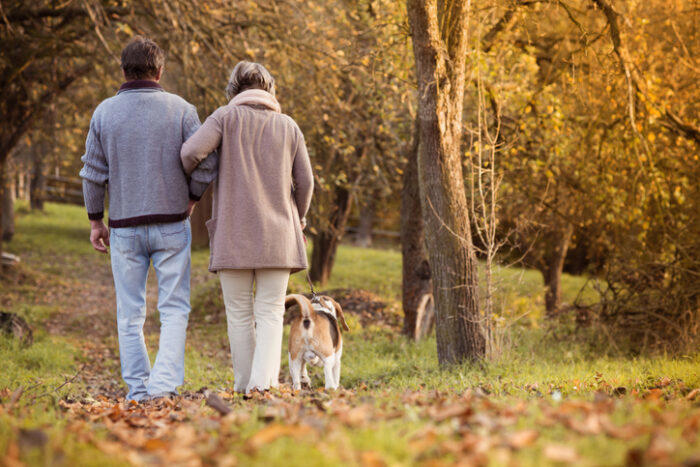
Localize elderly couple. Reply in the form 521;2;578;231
79;37;313;402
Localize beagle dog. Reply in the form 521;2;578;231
285;294;349;390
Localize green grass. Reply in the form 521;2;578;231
2;202;699;466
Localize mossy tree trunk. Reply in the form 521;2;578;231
309;187;353;285
408;0;486;364
401;117;433;339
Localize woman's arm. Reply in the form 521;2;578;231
181;109;223;175
292;131;314;221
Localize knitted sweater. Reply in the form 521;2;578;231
79;80;218;228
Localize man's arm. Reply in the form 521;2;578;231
79;113;110;253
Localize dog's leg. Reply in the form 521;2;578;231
289;353;302;391
323;357;337;390
332;345;342;388
301;361;311;387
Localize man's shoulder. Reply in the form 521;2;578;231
159;90;195;109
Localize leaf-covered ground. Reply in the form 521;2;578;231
1;203;699;466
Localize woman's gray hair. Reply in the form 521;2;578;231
225;61;275;100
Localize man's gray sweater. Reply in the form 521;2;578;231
79;81;218;228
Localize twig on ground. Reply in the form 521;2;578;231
8;386;24;408
32;363;87;401
205;391;232;415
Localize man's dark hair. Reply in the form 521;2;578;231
120;36;165;80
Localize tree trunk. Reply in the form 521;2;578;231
541;223;574;316
356;195;376;248
0;158;6;264
309;187;353;285
190;184;213;249
408;0;486;364
1;162;14;242
401;117;433;339
30;144;46;211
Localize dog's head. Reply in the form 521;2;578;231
311;296;350;332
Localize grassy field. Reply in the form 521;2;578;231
1;202;698;466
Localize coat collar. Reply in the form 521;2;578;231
230;89;281;113
118;80;164;93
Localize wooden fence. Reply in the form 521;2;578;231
45;175;84;205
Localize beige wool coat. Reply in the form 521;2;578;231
181;89;313;273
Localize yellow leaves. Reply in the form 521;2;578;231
647;132;656;143
673;186;685;205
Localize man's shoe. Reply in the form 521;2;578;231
144;391;178;402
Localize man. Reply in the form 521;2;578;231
79;36;217;402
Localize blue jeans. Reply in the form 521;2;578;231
109;220;191;401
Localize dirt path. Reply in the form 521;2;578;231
36;250;209;400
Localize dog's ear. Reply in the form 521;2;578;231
327;297;350;332
285;294;313;321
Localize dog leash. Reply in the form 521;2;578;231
302;234;318;301
305;270;318;301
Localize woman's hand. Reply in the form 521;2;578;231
300;217;307;231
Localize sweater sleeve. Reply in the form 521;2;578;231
78;112;108;220
181;106;221;200
292;129;313;221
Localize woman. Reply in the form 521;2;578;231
181;61;313;394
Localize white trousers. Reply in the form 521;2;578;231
218;269;290;393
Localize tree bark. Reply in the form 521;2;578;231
30;143;46;211
1;162;15;242
408;0;486;364
540;223;574;316
401;117;433;339
356;195;375;248
309;187;353;285
0;159;6;263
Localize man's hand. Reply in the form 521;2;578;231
187;200;197;217
89;220;110;253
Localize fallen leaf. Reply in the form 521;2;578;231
245;423;312;451
544;444;579;463
429;403;472;422
507;429;539;449
360;450;385;467
685;388;699;401
143;438;167;451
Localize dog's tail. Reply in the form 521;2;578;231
284;294;314;328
